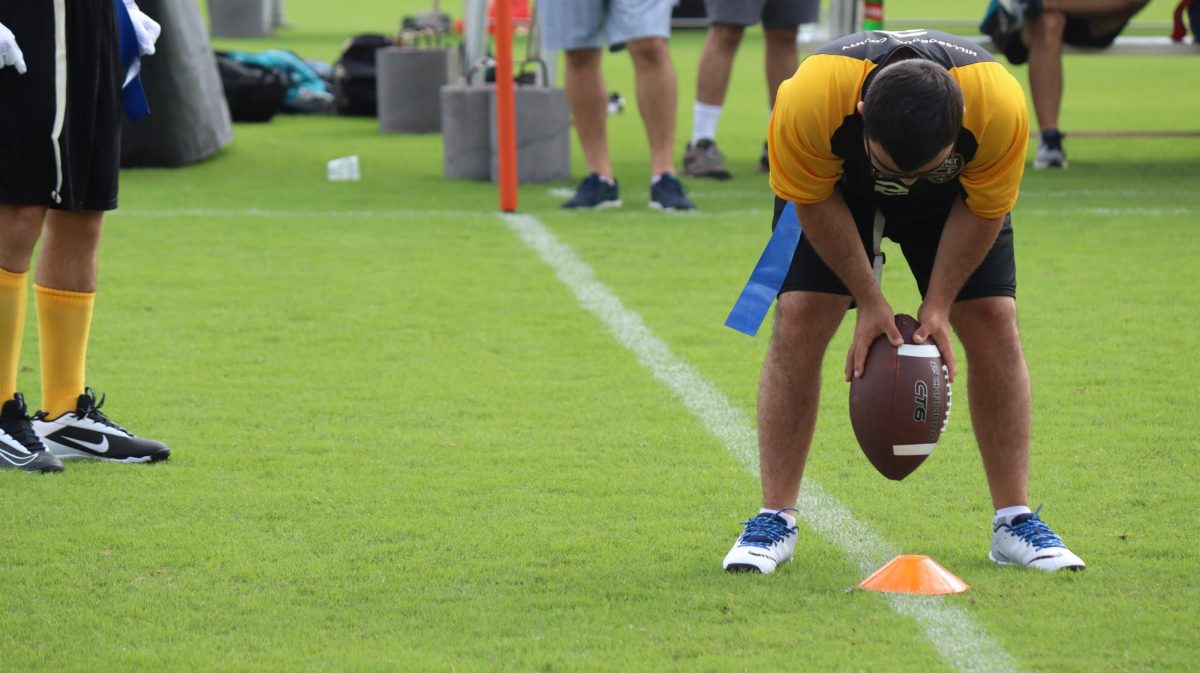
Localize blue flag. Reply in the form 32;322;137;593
723;202;803;336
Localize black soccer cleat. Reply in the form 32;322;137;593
0;393;64;473
34;388;170;463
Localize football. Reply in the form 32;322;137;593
848;314;952;481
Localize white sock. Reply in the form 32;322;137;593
691;102;723;145
993;505;1032;527
760;507;797;528
596;174;615;186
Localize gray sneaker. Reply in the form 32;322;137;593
682;139;732;180
1034;130;1067;169
1034;138;1068;169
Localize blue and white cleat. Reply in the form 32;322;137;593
990;506;1085;572
723;509;798;574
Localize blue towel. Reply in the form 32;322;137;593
113;0;150;120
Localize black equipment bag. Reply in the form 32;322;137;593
214;53;289;123
333;34;395;117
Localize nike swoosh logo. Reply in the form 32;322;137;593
0;434;37;465
57;434;109;454
0;446;37;465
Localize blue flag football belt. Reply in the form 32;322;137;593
724;202;803;337
724;203;886;337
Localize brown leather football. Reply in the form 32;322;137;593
848;314;952;480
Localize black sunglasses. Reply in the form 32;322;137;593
864;137;961;184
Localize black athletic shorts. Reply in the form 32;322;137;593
774;195;1017;301
1063;15;1132;48
0;1;123;211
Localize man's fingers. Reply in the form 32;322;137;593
885;321;903;346
933;333;957;382
852;342;870;379
15;52;26;74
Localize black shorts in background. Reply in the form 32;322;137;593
0;1;123;211
774;195;1017;302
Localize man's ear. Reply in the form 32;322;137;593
856;100;866;116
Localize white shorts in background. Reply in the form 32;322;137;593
539;0;674;51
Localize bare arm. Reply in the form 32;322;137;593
912;196;1008;381
795;192;902;381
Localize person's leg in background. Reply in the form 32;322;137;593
539;0;622;208
610;0;695;209
757;0;805;172
1023;10;1068;168
683;20;746;179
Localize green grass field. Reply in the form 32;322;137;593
2;1;1199;671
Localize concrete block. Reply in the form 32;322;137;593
441;84;492;180
490;87;570;184
442;84;571;184
208;0;272;38
377;47;457;134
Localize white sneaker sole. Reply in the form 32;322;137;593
47;445;168;463
723;548;792;574
988;550;1085;572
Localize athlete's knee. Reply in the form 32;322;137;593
564;48;601;72
43;210;104;249
0;205;47;260
626;37;670;70
1031;10;1067;40
763;27;797;49
951;296;1019;337
707;23;746;51
772;292;849;341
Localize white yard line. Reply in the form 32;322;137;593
501;212;1022;673
115;207;774;220
117;202;1192;224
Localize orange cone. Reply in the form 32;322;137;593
858;555;969;595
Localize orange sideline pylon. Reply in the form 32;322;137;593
858;555;969;595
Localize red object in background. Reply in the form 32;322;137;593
1172;0;1194;41
453;0;531;34
494;0;518;212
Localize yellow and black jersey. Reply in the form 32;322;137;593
768;29;1028;220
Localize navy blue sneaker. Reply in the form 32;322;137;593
561;174;622;209
649;173;695;211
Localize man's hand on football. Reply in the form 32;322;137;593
846;297;902;381
913;303;957;382
0;22;27;74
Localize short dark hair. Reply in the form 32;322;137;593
862;59;964;171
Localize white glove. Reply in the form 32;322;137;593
0;21;27;74
121;0;161;56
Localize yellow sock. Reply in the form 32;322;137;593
34;284;94;418
0;268;29;402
